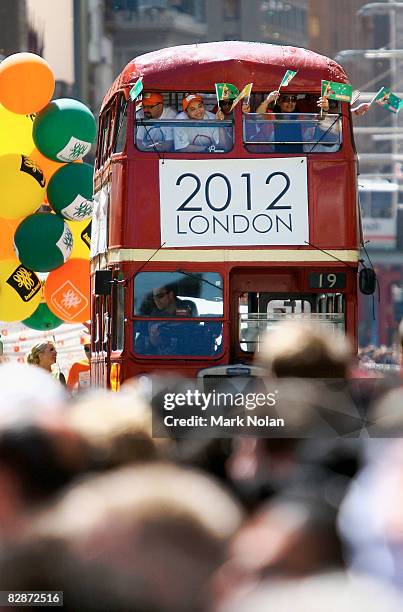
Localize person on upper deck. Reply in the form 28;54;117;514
174;94;231;153
136;92;176;152
256;90;329;153
214;97;250;119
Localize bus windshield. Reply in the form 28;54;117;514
134;271;223;316
133;272;224;358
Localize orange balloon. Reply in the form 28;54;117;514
0;53;55;114
29;148;66;184
44;258;90;323
30;149;82;184
0;217;22;260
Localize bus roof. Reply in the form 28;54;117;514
101;41;348;111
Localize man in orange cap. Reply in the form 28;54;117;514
174;94;230;152
136;92;176;152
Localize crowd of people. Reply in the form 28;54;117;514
358;344;400;367
0;320;402;610
136;89;370;153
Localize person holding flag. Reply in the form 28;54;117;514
320;79;370;117
214;82;252;118
174;94;231;153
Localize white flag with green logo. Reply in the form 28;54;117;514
129;77;144;101
279;70;297;88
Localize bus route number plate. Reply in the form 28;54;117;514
309;272;346;289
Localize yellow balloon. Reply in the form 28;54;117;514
0;259;42;321
0;104;34;156
0;153;46;219
67;219;91;259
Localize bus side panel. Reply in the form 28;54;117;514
309;160;359;249
125;159;161;248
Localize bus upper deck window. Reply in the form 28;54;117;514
135;92;233;154
243;109;342;154
114;95;128;154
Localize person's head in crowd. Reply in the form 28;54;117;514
368;386;403;435
0;362;67;420
230;489;343;583
26;341;57;372
0;418;89;540
68;388;162;468
338;435;403;596
182;94;205;119
219;572;403;612
142;92;165;119
29;463;243;612
256;321;353;378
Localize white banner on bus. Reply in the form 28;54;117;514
159;158;309;247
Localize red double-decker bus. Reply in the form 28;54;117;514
91;41;361;389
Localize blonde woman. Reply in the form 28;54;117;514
26;341;66;386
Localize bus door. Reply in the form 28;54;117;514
229;267;347;361
229;268;299;361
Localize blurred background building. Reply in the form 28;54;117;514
2;0;403;347
0;0;44;57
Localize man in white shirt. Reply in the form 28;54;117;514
174;94;230;153
136;92;176;152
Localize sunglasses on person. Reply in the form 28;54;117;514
84;345;91;352
143;102;163;110
153;291;169;299
279;95;297;103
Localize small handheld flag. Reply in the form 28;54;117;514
229;83;253;112
279;69;297;89
372;87;403;113
351;90;361;105
215;83;239;102
321;80;352;102
129;77;144;101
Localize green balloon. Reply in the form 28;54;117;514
14;212;73;272
47;162;94;221
23;302;63;331
32;98;96;162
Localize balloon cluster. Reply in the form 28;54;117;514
0;53;95;329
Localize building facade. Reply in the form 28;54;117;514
0;0;28;57
104;0;308;76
